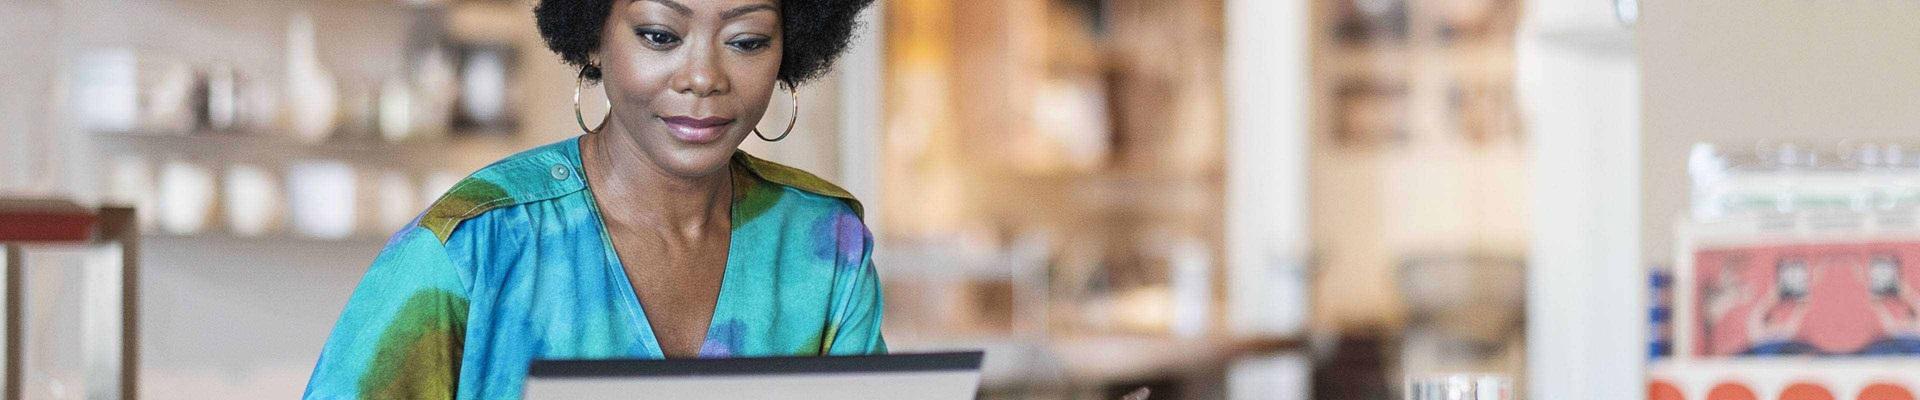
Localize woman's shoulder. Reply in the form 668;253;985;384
415;137;588;242
731;151;865;220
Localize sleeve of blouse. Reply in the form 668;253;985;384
304;227;471;400
824;220;888;355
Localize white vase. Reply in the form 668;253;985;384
286;11;339;143
378;76;413;142
286;161;356;239
72;50;139;133
410;45;459;140
223;164;281;237
156;160;215;235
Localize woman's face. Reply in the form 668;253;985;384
597;0;782;178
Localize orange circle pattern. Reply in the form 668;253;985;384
1708;382;1759;400
1779;382;1834;400
1650;380;1686;400
1859;383;1916;400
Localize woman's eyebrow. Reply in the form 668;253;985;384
641;0;693;16
721;3;776;20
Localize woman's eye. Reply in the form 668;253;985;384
635;29;682;47
729;38;771;52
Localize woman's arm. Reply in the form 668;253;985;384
823;220;887;355
305;228;471;400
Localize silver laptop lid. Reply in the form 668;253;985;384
525;352;985;400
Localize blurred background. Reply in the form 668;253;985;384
3;0;1920;398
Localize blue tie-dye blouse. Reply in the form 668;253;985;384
304;136;886;399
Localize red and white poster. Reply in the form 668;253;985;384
1688;241;1920;357
1658;226;1920;400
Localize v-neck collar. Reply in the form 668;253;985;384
569;136;744;359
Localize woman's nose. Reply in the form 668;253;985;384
672;42;731;98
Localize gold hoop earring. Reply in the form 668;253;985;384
753;87;799;142
574;69;609;135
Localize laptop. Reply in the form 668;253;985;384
524;352;985;399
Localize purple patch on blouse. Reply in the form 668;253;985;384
698;319;746;358
810;211;866;269
384;214;426;248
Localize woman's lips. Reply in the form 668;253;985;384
661;115;734;144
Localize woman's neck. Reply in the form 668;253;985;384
580;126;732;243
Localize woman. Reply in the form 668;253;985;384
304;0;881;397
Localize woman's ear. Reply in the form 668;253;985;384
584;54;603;81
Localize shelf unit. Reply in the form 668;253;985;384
1305;0;1530;333
0;203;139;400
91;131;542;241
92;131;536;168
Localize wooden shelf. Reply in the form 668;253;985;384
141;230;389;250
140;231;392;246
0;199;99;242
90;131;533;172
87;132;542;244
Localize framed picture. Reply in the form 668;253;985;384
1333;0;1409;43
1332;80;1409;148
1688;241;1920;357
1428;0;1517;43
1675;223;1920;359
1449;81;1520;145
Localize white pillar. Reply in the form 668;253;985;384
1223;0;1312;339
1518;0;1642;398
838;5;885;238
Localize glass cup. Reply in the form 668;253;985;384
1406;374;1513;400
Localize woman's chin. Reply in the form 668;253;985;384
646;142;739;178
603;120;744;179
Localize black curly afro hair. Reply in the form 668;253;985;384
535;0;874;87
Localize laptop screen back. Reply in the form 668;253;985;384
524;352;984;400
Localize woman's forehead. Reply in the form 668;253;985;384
625;0;779;16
